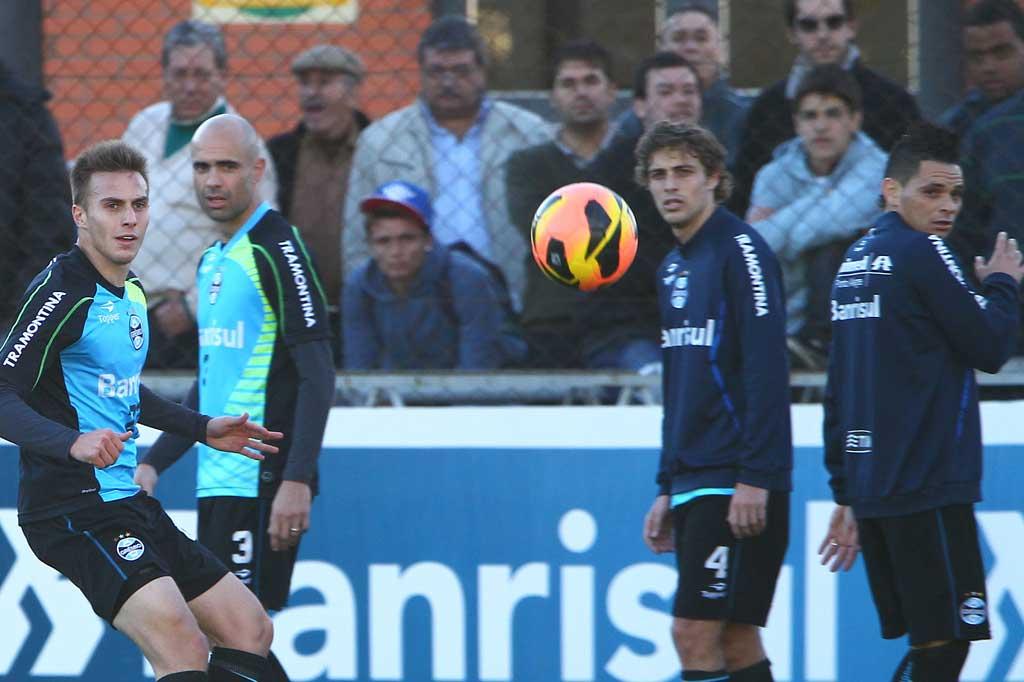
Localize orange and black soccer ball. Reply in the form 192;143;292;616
530;182;639;292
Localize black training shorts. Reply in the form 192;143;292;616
23;492;228;623
198;496;299;611
671;491;789;625
858;504;990;645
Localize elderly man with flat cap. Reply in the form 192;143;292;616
268;44;371;363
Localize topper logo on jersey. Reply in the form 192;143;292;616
734;235;769;317
128;313;144;350
3;291;66;368
199;321;245;349
97;373;140;398
669;272;689;309
278;240;317;328
661;320;716;348
97;301;120;325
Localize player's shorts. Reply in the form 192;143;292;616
671;491;789;624
198;496;299;611
22;492;228;624
858;504;990;645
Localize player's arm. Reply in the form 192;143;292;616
725;234;792;538
136;381;200;494
911;231;1023;373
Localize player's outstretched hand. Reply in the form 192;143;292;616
643;495;674;554
134;462;159;495
975;231;1024;285
206;413;283;460
70;429;131;468
818;504;860;573
268;480;312;552
728;483;769;539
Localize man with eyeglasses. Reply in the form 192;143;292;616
342;16;550;309
731;0;919;217
123;20;278;370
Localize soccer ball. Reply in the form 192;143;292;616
530;182;638;292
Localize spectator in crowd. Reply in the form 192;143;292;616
618;1;750;165
578;52;703;371
123;19;277;369
731;0;919;216
342;16;550;309
940;0;1024;140
268;44;371;363
0;61;76;332
506;39;618;368
343;180;518;370
748;65;885;369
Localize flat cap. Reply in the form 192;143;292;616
291;44;365;82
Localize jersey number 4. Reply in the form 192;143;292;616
705;545;729;579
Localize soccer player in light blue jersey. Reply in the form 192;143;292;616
0;140;284;682
137;114;335;682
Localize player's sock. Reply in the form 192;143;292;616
158;672;207;681
682;671;729;681
729;658;773;681
261;651;290;682
208;647;268;682
908;641;969;682
889;651;913;682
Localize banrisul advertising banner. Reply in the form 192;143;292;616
1;403;1023;681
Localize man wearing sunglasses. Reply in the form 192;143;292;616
731;0;920;217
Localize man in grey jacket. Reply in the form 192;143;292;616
341;16;550;308
748;65;886;368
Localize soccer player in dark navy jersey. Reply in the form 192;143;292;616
0;140;285;682
819;123;1024;682
639;122;792;682
136;115;335;682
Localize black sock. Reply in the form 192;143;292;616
208;647;268;682
158;673;207;682
909;641;969;682
890;651;913;682
261;650;290;682
682;671;729;681
730;658;773;681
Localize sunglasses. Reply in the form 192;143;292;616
796;14;847;33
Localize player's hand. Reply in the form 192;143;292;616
69;429;131;468
268;480;312;552
134;462;159;495
975;231;1024;285
205;413;283;460
818;504;860;572
643;495;674;553
727;483;769;539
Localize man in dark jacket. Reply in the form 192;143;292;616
0;62;76;331
730;0;920;216
820;123;1023;682
641;122;792;682
268;44;370;363
505;39;617;368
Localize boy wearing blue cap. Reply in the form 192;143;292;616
343;180;522;369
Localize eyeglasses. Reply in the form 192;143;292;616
796;14;847;33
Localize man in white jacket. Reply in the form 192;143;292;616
748;64;886;369
341;16;550;308
123;20;277;368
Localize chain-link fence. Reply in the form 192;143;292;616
3;0;1021;404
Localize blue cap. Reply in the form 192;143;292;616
359;180;433;230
